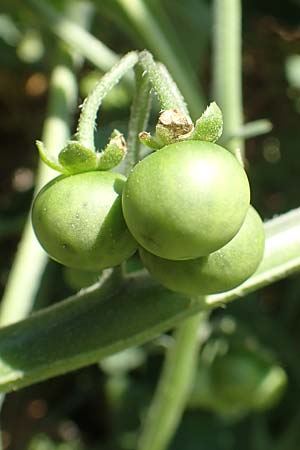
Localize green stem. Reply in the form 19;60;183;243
26;0;119;72
125;65;152;174
157;63;189;117
230;119;273;141
76;51;138;150
213;0;244;158
137;5;244;449
115;0;204;118
138;313;207;450
0;55;77;327
139;51;189;114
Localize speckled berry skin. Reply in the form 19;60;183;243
32;171;137;271
139;206;265;295
122;140;250;260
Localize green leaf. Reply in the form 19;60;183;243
0;275;195;393
191;102;223;143
0;209;300;393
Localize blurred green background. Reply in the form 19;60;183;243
1;0;300;449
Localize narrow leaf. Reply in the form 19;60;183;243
0;276;194;393
0;209;300;393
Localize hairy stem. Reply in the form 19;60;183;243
125;65;152;174
115;0;204;118
139;51;189;115
138;313;207;450
213;0;244;158
76;51;138;150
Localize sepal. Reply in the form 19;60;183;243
139;131;163;151
97;130;127;170
155;108;194;145
36;140;68;174
58;141;98;173
190;102;223;143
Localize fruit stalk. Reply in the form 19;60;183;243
125;64;152;173
76;51;138;150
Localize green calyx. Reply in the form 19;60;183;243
36;129;127;175
36;52;139;175
139;102;223;151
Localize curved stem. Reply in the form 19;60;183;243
138;313;208;450
76;51;138;150
139;51;189;115
115;0;204;118
213;0;244;159
157;63;189;117
125;65;152;174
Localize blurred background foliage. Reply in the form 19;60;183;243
1;0;300;449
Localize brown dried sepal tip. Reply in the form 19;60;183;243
139;131;162;150
110;133;127;153
156;108;194;145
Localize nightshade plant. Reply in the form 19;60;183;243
1;1;300;450
31;50;264;297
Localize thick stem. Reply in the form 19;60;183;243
115;0;204;118
137;313;207;450
213;0;244;158
125;65;152;174
139;51;189;115
0;209;299;393
0;57;77;327
76;51;138;150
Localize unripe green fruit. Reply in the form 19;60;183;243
122;140;250;260
32;171;137;271
139;206;265;295
209;351;286;411
190;343;287;417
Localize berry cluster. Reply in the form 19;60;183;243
32;104;265;296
